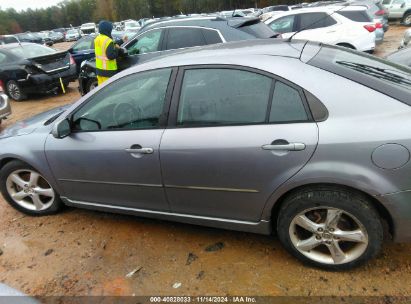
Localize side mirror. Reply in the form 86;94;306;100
52;119;71;139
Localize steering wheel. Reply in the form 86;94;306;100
113;102;141;128
139;46;150;54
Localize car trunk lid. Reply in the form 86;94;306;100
29;51;71;74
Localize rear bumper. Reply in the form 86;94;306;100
378;190;411;242
18;65;77;94
0;94;11;120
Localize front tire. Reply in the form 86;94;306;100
0;160;63;215
277;186;383;270
86;78;98;94
6;80;27;101
402;12;411;26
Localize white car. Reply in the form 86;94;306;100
65;29;82;41
265;6;376;52
124;20;141;32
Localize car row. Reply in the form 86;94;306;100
78;16;280;95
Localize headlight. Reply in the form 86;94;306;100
80;60;87;68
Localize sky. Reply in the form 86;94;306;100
0;0;61;11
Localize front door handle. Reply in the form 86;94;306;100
262;140;306;151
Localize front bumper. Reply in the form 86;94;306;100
18;65;77;95
378;190;411;242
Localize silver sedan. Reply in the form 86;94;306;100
0;39;410;270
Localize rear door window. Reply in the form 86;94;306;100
270;81;308;123
338;11;372;22
202;29;223;44
298;13;337;30
177;68;272;126
166;28;206;50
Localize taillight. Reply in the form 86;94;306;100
0;80;4;92
375;22;383;29
375;9;386;16
69;54;76;65
364;25;376;32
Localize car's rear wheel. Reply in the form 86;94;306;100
277;187;383;270
6;80;27;101
0;161;63;215
402;12;411;26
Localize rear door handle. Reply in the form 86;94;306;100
125;145;154;154
262;142;306;151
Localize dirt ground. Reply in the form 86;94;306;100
0;26;410;298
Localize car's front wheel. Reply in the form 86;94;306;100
277;186;383;270
402;12;411;26
0;161;63;215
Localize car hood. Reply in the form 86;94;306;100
0;104;71;139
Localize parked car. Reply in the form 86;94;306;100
124;20;141;32
0;82;11;125
68;34;96;74
0;43;77;101
400;28;411;47
0;35;19;45
80;23;97;35
14;33;43;44
265;6;377;52
52;28;67;40
382;0;411;25
78;16;280;95
1;39;411;270
335;4;385;44
386;46;411;66
32;32;54;46
49;31;65;43
65;29;82;42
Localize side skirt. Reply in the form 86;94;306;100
62;197;272;235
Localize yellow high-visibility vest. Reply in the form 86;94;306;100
94;34;117;77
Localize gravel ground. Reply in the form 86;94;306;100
0;26;410;297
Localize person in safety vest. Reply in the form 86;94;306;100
94;20;121;85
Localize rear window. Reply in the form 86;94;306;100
237;21;277;38
382;0;391;4
308;45;411;105
8;44;56;58
338;10;372;22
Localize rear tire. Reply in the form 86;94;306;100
0;160;63;216
277;186;383;270
6;80;27;101
336;43;356;50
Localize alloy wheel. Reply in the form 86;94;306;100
289;207;369;265
405;15;411;26
7;82;21;100
6;169;55;211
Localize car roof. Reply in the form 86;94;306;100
140;16;259;32
266;5;368;20
125;39;306;73
0;42;33;49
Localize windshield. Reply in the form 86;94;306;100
308;45;411;105
8;44;56;58
67;30;78;34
